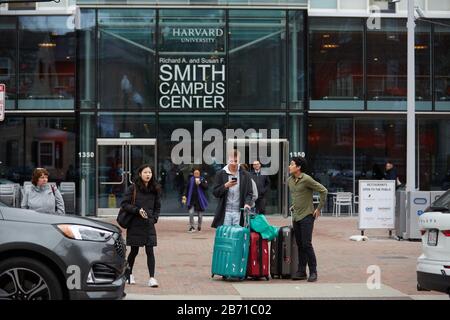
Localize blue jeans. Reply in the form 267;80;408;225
223;211;240;226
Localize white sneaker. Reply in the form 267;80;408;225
148;277;159;288
128;274;136;285
188;226;196;233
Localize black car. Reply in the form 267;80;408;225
0;201;127;300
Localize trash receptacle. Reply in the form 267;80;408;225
405;191;430;240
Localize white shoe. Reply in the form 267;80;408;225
128;274;136;285
148;277;159;288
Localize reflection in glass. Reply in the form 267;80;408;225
228;113;286;214
158;114;225;215
434;21;450;111
415;21;432;111
25;117;76;184
229;10;286;110
0;17;16;109
355;119;406;188
308;118;353;198
0;118;25;183
419;119;450;190
98;9;156;109
18;16;75;109
367;19;407;110
309;18;364;110
98;112;156;138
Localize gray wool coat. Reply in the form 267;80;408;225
21;184;65;215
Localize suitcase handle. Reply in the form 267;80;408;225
241;207;252;228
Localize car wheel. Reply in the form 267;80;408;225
0;257;63;300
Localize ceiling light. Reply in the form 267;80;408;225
415;45;428;50
38;43;56;48
322;44;339;49
323;34;330;38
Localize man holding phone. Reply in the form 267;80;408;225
211;149;254;228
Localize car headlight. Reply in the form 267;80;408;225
56;224;114;242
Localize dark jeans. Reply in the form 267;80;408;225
293;214;317;274
255;197;266;214
127;245;155;277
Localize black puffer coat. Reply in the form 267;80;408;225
121;184;161;247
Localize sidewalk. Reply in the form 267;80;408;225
103;216;449;300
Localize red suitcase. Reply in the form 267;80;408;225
246;232;270;280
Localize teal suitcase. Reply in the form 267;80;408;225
211;224;250;280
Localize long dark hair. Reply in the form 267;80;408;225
134;164;160;194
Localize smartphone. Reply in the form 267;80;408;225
231;177;238;182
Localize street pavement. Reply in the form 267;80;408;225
100;215;449;300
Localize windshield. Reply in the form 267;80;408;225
432;190;450;209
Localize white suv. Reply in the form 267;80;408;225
417;190;450;296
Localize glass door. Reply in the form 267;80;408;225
96;138;156;216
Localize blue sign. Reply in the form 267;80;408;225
417;210;424;216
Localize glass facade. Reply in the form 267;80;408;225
309;18;364;110
308;118;353;193
98;10;156;110
75;0;307;6
355;119;406;188
18;16;75;109
0;116;76;185
307;117;410;197
367;19;407;110
0;16;76;110
419;119;450;191
1;10;450;217
435;21;450;111
0;17;16;110
229;10;286;110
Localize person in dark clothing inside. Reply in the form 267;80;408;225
183;169;208;232
250;160;271;214
121;164;161;288
384;160;401;189
384;161;398;180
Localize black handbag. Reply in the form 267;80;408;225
116;186;136;229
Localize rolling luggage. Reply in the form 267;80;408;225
211;209;251;280
270;225;299;279
246;231;270;280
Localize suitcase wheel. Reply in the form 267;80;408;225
211;274;214;278
265;276;270;281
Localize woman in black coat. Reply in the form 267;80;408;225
121;164;161;288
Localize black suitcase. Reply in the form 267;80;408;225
270;226;299;279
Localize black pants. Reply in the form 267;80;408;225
127;245;155;277
293;214;317;274
255;197;266;214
